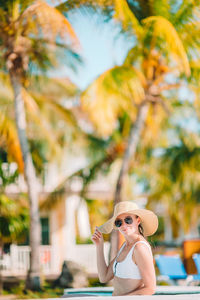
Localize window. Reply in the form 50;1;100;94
41;217;49;245
19;217;50;245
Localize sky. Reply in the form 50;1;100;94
58;10;134;90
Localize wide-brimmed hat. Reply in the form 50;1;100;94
98;201;158;236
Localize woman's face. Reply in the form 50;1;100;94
114;213;141;236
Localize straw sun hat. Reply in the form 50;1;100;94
98;201;158;236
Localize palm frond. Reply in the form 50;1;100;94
0;110;24;172
28;74;79;98
28;37;82;72
151;0;170;19
21;0;79;48
0;7;7;25
22;88;62;156
0;71;14;101
189;60;200;82
172;0;198;29
178;22;200;58
81;65;145;136
0;71;12;86
124;45;143;65
114;0;143;39
55;0;114;15
142;16;190;76
32;95;79;129
141;103;169;148
29;41;59;71
162;142;200;181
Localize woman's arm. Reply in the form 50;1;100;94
91;227;114;283
125;243;156;295
96;244;115;283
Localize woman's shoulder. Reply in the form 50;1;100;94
135;236;150;246
133;238;152;253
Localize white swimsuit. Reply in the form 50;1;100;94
113;241;152;279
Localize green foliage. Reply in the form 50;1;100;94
0;158;18;188
86;134;111;162
29;139;48;178
142;128;200;236
4;280;63;299
0;199;29;243
148;216;165;244
76;236;93;244
0;160;29;243
163;142;200;182
88;277;107;287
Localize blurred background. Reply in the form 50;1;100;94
0;0;200;298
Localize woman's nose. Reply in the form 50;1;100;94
121;221;127;229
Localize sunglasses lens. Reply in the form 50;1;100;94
125;216;133;224
115;219;122;227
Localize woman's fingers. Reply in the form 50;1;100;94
92;232;99;238
95;226;101;234
94;231;101;237
91;236;99;244
92;230;103;243
92;233;101;239
91;227;103;245
95;227;102;236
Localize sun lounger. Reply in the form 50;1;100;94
193;253;200;275
155;254;200;285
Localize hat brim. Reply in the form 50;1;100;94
98;209;158;236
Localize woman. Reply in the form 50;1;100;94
91;201;158;296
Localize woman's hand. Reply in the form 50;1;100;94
91;226;104;246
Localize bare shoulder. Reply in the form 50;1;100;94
134;240;152;256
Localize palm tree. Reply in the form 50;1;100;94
0;0;80;290
145;131;200;239
0;72;81;161
59;0;200;257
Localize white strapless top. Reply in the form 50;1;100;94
113;241;152;279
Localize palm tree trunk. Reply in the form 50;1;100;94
9;72;41;290
109;103;149;260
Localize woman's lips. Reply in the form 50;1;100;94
121;227;129;232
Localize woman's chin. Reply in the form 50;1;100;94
121;228;132;235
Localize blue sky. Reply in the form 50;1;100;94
60;10;134;89
49;1;133;89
